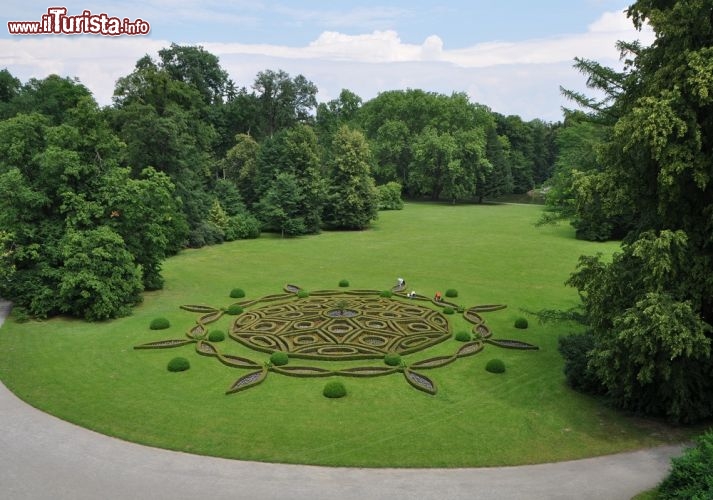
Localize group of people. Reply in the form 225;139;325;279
397;277;442;301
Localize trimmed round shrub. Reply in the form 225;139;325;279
149;317;170;330
229;288;246;299
384;353;402;366
208;330;225;342
445;289;458;298
379;290;393;298
338;279;350;288
270;351;289;366
443;306;455;315
485;359;506;374
226;304;244;315
167;357;190;372
323;380;347;398
297;290;310;298
514;317;529;329
454;331;471;342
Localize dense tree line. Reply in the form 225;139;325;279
0;44;557;320
552;0;713;424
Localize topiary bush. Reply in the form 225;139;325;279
270;351;289;366
297;290;310;298
445;289;458;298
658;430;713;499
338;279;350;287
230;288;246;299
485;359;506;374
208;330;225;342
384;353;402;366
455;331;471;342
226;304;244;315
514;317;529;329
167;357;190;372
150;317;170;330
443;306;455;315
380;290;393;298
323;380;347;398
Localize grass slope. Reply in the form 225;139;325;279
0;203;694;467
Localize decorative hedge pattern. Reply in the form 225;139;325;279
135;281;538;396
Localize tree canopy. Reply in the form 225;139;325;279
556;0;713;423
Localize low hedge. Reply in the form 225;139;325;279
379;290;393;298
323;380;347;398
208;330;225;342
167;357;190;372
338;279;350;288
270;351;289;366
514;317;529;329
149;317;170;330
230;288;246;299
485;359;506;374
443;306;455;315
297;290;310;298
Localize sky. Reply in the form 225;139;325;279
1;1;654;121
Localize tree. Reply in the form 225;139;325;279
479;126;513;202
58;227;143;321
322;126;378;229
253;125;325;234
255;172;306;237
560;1;713;423
222;133;260;205
410;127;458;200
253;69;317;137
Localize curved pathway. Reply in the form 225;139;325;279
0;301;683;500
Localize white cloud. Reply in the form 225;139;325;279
0;10;654;121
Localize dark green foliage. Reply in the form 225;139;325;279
557;331;605;394
443;306;455;315
322;125;379;230
380;290;393;298
455;331;471;342
658;431;713;500
226;304;243;315
445;289;458;298
297;290;309;298
270;351;289;366
556;1;713;423
338;279;349;288
384;353;402;366
514;317;528;329
208;330;225;342
167;357;190;372
230;288;246;299
323;380;347;398
377;182;404;210
150;317;170;330
485;359;506;374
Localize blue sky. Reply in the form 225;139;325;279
2;1;653;121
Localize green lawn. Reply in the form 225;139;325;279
0;203;694;466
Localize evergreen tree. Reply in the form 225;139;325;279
323;126;379;229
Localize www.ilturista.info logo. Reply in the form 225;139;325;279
8;7;150;36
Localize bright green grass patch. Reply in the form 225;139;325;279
0;203;695;467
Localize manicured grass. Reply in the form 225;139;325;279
0;203;696;467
